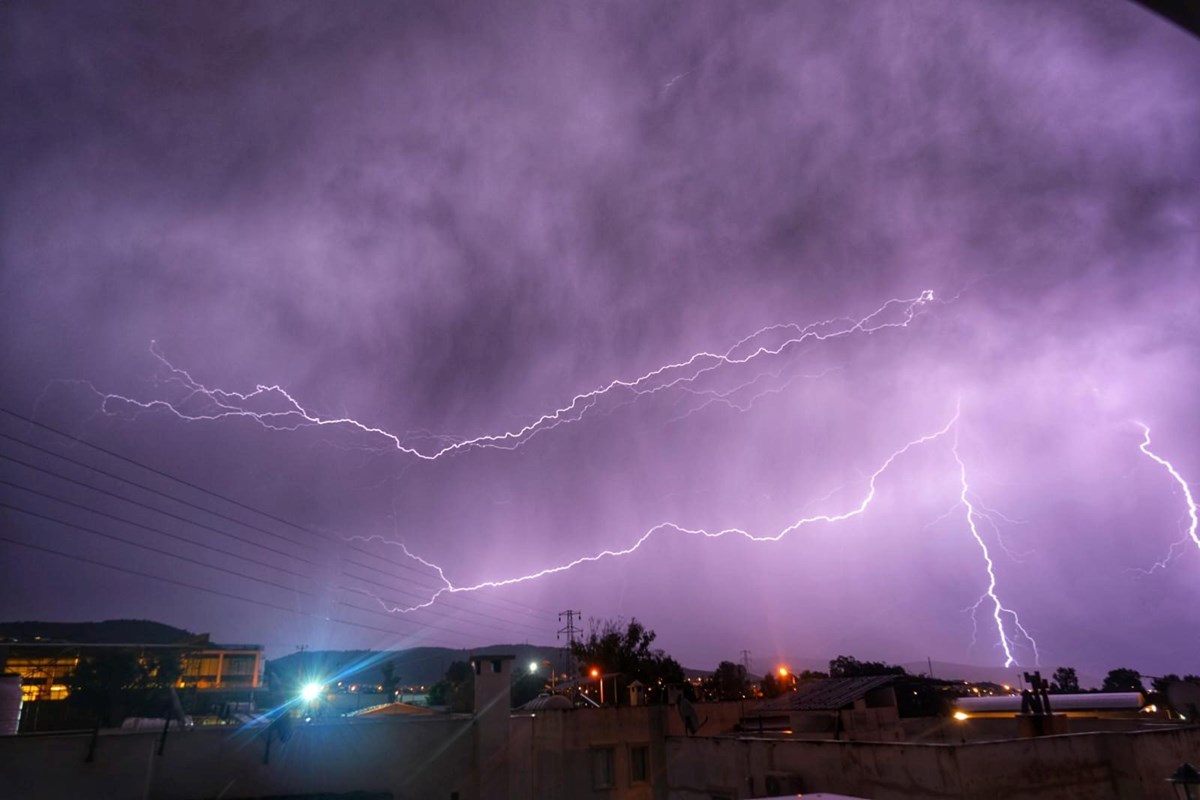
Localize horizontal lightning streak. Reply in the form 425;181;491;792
349;410;965;614
86;291;935;460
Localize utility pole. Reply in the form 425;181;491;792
740;650;752;673
557;610;582;686
557;610;582;645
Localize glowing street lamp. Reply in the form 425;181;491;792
299;682;323;703
589;667;605;705
529;661;539;674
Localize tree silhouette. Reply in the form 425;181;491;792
380;660;401;699
1102;668;1145;693
427;660;473;712
828;655;905;678
1051;666;1080;693
569;618;684;703
706;661;750;701
67;651;148;727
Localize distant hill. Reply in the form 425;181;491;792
0;619;201;645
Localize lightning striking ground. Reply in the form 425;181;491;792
951;424;1039;667
66;288;1049;664
342;406;1036;665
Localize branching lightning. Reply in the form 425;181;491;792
66;287;1053;665
951;423;1039;667
83;290;935;460
1134;423;1199;571
343;405;1038;666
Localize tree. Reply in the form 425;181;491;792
569;618;684;703
427;660;473;712
760;672;784;699
706;661;750;701
1102;668;1145;693
67;650;148;728
1051;666;1080;694
828;655;906;678
380;660;401;699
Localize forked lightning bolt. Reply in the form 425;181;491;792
83;291;936;459
344;406;1038;665
952;425;1039;667
1135;423;1199;567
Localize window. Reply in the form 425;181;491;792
591;747;615;790
630;744;649;783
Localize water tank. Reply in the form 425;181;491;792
0;674;23;735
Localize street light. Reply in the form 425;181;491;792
1168;763;1200;800
589;668;604;705
529;661;539;674
299;682;322;703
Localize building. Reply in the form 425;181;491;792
741;676;902;741
1;659;1199;799
0;636;263;703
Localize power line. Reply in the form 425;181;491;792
0;527;313;617
339;553;553;621
0;522;544;647
1;446;554;628
342;543;555;620
2;408;555;619
0;431;318;551
332;597;545;645
0;407;327;540
1;502;311;597
336;567;549;635
0;458;314;566
0;407;557;630
0;479;312;580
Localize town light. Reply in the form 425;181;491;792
299;682;323;703
953;711;969;721
590;667;600;679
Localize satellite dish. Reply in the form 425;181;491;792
677;696;703;735
1165;680;1200;721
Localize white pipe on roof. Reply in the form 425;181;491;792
954;692;1144;712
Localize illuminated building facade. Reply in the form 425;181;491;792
1;640;263;702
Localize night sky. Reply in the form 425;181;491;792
1;1;1197;679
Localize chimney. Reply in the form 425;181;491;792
471;654;513;798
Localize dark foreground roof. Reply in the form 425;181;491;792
751;676;897;714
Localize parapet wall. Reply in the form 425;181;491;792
666;725;1200;800
0;715;476;800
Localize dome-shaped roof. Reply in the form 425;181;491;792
518;693;574;711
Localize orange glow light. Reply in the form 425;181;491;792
777;667;789;678
590;668;600;678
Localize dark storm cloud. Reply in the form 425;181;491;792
1;0;1197;676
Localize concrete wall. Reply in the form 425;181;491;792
665;725;1200;800
502;699;747;799
0;715;477;800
